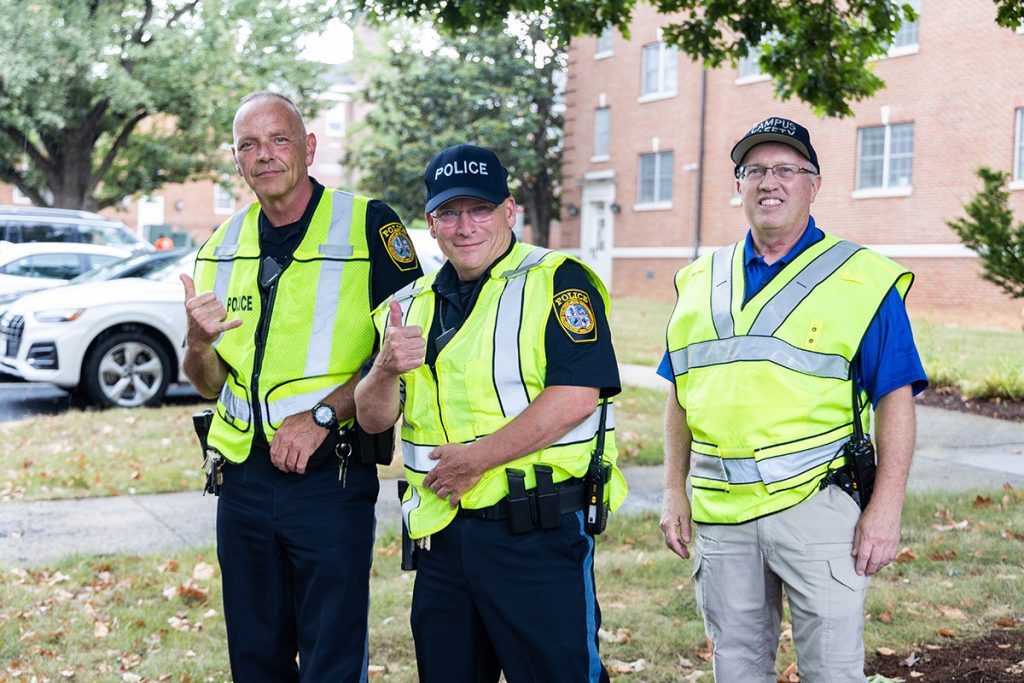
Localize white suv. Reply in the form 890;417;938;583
0;252;194;408
0;241;132;296
0;206;152;251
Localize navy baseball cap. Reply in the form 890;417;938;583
730;117;820;172
424;144;511;213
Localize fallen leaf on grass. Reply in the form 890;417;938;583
192;562;215;580
927;549;957;561
777;662;799;682
1001;529;1024;542
903;652;919;666
695;636;714;661
895;547;916;563
597;627;631;644
607;658;646;673
937;628;957;638
879;611;893;624
996;618;1018;628
93;621;109;639
937;605;967;620
876;646;896;656
176;580;209;604
972;495;993;507
932;520;969;532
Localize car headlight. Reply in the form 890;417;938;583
34;308;86;323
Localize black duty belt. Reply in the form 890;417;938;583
458;479;586;523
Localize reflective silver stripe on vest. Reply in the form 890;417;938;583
677;335;850;380
710;244;735;339
265;384;339;426
401;484;420;530
691;435;850;485
748;241;860;336
669;347;689;377
401;404;614;473
218;383;252;424
305;192;356;377
211;207;251;350
212;206;250;303
500;247;553;279
493;247;554;417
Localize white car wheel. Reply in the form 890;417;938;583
83;331;171;408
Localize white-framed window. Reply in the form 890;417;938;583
1015;108;1024;180
637;151;674;206
325;103;347;137
887;0;920;56
596;26;613;57
11;186;32;205
593;107;611;160
214;184;235;215
640;41;678;99
738;49;761;80
855;122;914;195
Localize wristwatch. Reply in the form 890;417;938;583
311;402;338;430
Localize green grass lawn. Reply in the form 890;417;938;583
3;489;1022;681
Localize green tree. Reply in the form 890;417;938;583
947;167;1024;300
357;0;1024;118
0;0;337;211
347;22;562;245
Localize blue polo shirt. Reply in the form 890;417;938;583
657;217;928;406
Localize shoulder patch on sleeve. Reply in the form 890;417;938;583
553;288;598;343
379;222;419;271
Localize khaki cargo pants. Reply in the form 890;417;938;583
692;485;870;683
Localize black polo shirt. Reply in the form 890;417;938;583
425;237;620;398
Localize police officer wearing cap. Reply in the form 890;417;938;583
181;91;422;682
658;117;928;682
356;143;628;682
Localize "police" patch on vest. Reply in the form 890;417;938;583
553;289;597;342
379;222;419;272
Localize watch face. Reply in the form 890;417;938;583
314;404;334;426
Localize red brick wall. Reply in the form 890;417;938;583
560;0;1024;328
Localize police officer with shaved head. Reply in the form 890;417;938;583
658;117;928;681
356;143;628;682
181;91;422;682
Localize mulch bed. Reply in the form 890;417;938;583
915;387;1024;423
868;629;1024;682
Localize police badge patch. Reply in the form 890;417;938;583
553;289;598;342
379;222;419;272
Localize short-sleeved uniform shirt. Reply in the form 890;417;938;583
426;236;621;399
657;218;928;405
251;178;423;460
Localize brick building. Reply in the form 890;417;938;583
558;0;1024;327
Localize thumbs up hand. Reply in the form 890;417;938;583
376;299;425;375
181;274;243;348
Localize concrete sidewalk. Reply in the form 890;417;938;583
2;364;1023;567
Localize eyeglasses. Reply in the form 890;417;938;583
736;164;817;181
430;203;497;227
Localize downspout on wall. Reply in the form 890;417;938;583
693;66;707;262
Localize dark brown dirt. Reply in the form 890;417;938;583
867;629;1024;682
916;387;1024;423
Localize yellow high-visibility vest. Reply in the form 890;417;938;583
375;241;628;538
193;189;374;461
667;232;912;523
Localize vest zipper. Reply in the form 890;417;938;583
251;277;281;441
429;363;450;442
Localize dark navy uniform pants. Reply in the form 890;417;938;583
411;509;610;683
216;449;379;683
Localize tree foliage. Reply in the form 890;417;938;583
0;0;337;210
948;167;1024;300
347;22;562;245
358;0;1023;118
